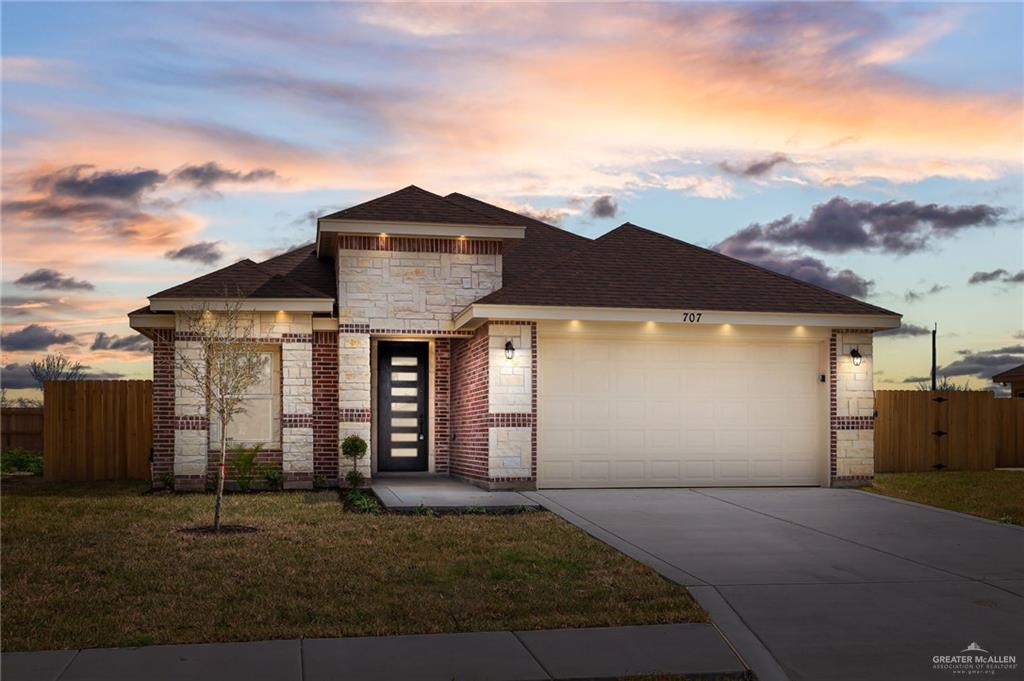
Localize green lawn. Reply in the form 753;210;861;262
866;471;1024;525
0;480;704;652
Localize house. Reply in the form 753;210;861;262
129;186;900;491
993;364;1024;397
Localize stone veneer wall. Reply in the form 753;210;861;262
336;238;502;333
831;329;875;486
312;331;339;482
338;326;372;478
486;323;536;483
171;312;315;490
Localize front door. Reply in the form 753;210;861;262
377;341;429;472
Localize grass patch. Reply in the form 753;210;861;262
866;471;1024;525
1;480;704;651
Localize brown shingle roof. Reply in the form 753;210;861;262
256;243;336;298
321;185;523;227
150;251;333;300
477;222;898;317
993;363;1024;382
443;193;589;285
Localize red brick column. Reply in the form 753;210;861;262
434;338;451;473
313;330;339;483
449;327;489;482
150;328;175;487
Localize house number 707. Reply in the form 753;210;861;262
681;312;703;322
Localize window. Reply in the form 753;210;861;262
209;346;281;448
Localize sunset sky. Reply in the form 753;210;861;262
2;2;1022;399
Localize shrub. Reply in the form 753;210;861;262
228;443;264;491
340;435;368;488
263;467;284;490
1;449;43;476
345;468;365;490
344;489;381;514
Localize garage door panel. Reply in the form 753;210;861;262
752;459;783;479
716;459;750;479
682;402;715;425
538;332;826;488
650;460;681;480
684;460;716;480
750;429;784;451
544;398;575;423
714;401;749;427
545;429;574;451
613;400;645;424
646;400;680;424
685;429;717;449
647;429;681;449
612;367;646;393
577;400;610;424
576;365;610;393
578;460;611;481
614;429;645;449
716;430;749;453
578;429;612;450
612;460;646;480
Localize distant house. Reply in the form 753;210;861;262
129;186;901;492
993;364;1024;398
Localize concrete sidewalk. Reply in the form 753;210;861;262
1;624;747;681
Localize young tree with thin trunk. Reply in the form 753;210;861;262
29;353;83;384
174;299;268;531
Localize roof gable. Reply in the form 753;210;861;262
321;185;522;227
477;222;898;317
151;252;332;300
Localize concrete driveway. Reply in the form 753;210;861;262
528;488;1024;681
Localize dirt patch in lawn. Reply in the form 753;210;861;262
1;481;705;652
866;471;1024;525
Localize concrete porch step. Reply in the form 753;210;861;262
369;476;541;513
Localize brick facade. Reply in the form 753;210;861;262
447;322;538;489
434;338;451;473
151;328;175;486
313;330;339;482
449;327;491;482
337;235;502;254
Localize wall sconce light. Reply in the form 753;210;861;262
850;347;862;366
504;339;515;360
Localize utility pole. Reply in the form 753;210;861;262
931;323;937;391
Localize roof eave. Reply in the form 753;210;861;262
149;297;334;313
318;219;526;240
455;303;901;331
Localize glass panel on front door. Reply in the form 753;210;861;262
378;342;429;472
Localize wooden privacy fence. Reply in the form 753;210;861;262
2;407;44;452
874;391;1024;472
44;380;152;481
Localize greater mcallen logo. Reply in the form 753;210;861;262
932;642;1018;676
